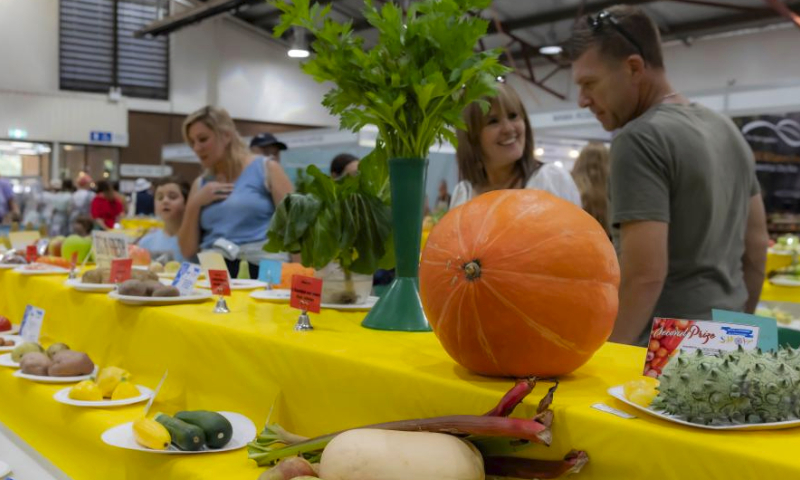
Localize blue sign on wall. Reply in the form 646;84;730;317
90;131;113;142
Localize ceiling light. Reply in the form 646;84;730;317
569;149;580;158
534;147;544;157
288;28;310;58
539;45;563;55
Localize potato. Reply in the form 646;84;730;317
20;352;52;376
152;285;180;297
319;429;485;480
142;280;164;296
131;269;159;282
118;279;147;296
47;350;95;377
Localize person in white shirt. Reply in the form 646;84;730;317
450;82;581;209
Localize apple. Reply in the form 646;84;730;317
0;316;11;332
128;244;151;266
48;236;65;257
61;235;93;263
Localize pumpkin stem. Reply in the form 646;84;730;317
463;260;482;281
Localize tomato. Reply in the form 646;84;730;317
656;347;668;358
648;339;661;352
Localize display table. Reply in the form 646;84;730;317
1;270;799;479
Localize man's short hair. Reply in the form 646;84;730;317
563;5;664;69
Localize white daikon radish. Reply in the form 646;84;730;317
319;429;485;480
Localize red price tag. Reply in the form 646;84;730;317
208;269;231;296
26;245;38;263
290;275;322;314
109;258;133;284
70;252;79;269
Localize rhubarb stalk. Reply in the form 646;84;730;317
484;450;589;479
484;378;537;417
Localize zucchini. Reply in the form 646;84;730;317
175;410;233;449
154;413;205;451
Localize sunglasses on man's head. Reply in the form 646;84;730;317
587;10;646;62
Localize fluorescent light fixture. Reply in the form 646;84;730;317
7;128;27;139
10;142;32;149
539;45;562;55
18;149;38;155
288;28;310;58
554;160;564;168
534;147;544;157
569;149;580;159
288;49;310;58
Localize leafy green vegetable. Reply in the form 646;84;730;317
271;0;510;160
265;153;392;275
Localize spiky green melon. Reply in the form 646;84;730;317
652;346;800;425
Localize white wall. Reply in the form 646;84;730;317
0;0;336;146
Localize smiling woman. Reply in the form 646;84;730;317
450;83;581;209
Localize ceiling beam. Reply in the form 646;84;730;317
763;0;800;30
486;0;657;34
667;0;765;11
135;0;258;38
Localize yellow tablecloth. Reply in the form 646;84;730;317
1;271;800;479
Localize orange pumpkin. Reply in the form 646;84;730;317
419;190;620;377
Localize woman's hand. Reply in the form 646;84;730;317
191;182;234;207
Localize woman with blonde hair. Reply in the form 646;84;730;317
571;143;611;236
450;82;580;208
178;106;294;278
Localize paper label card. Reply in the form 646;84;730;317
9;231;40;251
171;262;202;296
258;259;283;286
92;231;129;269
712;309;778;352
20;305;45;343
198;251;228;280
290;275;322;314
644;317;760;377
208;269;231;296
25;245;38;263
109;258;133;284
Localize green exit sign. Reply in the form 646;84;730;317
7;129;27;139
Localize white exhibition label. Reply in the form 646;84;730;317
20;305;45;343
92;231;129;270
172;262;202;296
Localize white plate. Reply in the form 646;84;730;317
108;290;213;306
157;271;205;280
65;278;116;293
249;289;291;303
0;353;19;368
0;325;20;335
608;385;800;431
249;290;379;310
101;411;256;454
13;365;98;383
0;335;22;353
54;385;153;407
769;276;800;287
322;296;379;311
0;263;23;269
197;279;267;291
13;265;70;275
0;460;9;478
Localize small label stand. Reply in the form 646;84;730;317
67;252;79;280
290;275;322;332
208;269;231;314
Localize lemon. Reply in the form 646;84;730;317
97;366;130;398
69;380;103;401
111;379;140;400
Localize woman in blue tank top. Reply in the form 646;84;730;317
177;106;295;278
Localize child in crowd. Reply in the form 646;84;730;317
71;216;94;237
138;176;190;263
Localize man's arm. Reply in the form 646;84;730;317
742;194;768;313
609;220;668;345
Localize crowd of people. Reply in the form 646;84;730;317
0;6;767;347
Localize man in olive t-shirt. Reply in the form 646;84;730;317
566;5;769;346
